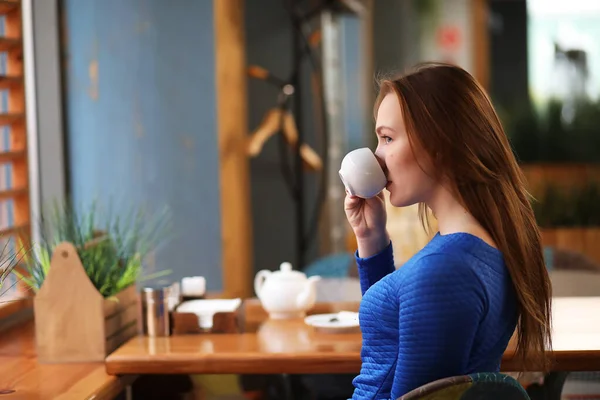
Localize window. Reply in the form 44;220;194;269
0;1;30;300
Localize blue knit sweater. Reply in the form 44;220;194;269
351;232;518;399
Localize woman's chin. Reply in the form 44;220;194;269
388;190;418;208
387;191;403;207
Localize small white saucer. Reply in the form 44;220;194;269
304;311;360;333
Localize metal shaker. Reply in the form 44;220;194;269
141;287;171;337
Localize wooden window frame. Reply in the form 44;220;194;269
1;0;45;321
0;1;30;242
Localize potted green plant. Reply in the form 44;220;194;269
17;200;172;296
17;199;172;363
0;241;28;299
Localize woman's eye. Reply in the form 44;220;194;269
382;136;392;144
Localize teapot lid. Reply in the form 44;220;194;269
271;262;306;280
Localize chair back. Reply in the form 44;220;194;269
398;372;530;400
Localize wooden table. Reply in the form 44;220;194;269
105;297;600;375
0;319;136;399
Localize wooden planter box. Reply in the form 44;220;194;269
541;228;600;267
34;242;139;363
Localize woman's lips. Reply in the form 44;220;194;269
386;181;392;189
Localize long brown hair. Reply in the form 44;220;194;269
375;62;552;371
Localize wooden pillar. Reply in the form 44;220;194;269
471;0;490;90
214;0;253;298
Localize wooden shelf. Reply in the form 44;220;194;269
0;75;22;89
0;150;25;163
0;1;19;15
0;186;27;201
0;37;20;52
0;113;23;125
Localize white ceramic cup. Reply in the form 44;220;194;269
339;147;387;199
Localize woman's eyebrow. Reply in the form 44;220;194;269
376;125;395;135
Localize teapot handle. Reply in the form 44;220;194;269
254;270;271;298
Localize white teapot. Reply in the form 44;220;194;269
254;262;321;319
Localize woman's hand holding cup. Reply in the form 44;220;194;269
339;148;390;257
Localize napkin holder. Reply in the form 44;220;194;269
171;299;244;335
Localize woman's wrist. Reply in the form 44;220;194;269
356;231;390;258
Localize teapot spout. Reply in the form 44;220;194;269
296;275;321;311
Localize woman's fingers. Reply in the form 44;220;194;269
345;194;360;208
345;192;366;213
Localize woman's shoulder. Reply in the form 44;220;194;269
401;250;476;280
402;232;505;274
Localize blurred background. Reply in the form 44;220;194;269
0;0;599;309
0;0;599;397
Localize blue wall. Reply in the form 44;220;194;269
63;0;223;290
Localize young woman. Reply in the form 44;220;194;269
345;63;552;399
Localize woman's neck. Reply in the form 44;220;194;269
426;185;498;248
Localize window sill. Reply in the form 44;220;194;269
0;296;32;317
0;294;33;331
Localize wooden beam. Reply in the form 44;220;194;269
0;187;27;201
0;75;23;89
214;0;253;298
0;1;19;15
0;113;24;125
471;0;490;90
0;37;20;52
0;224;30;238
0;149;25;163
